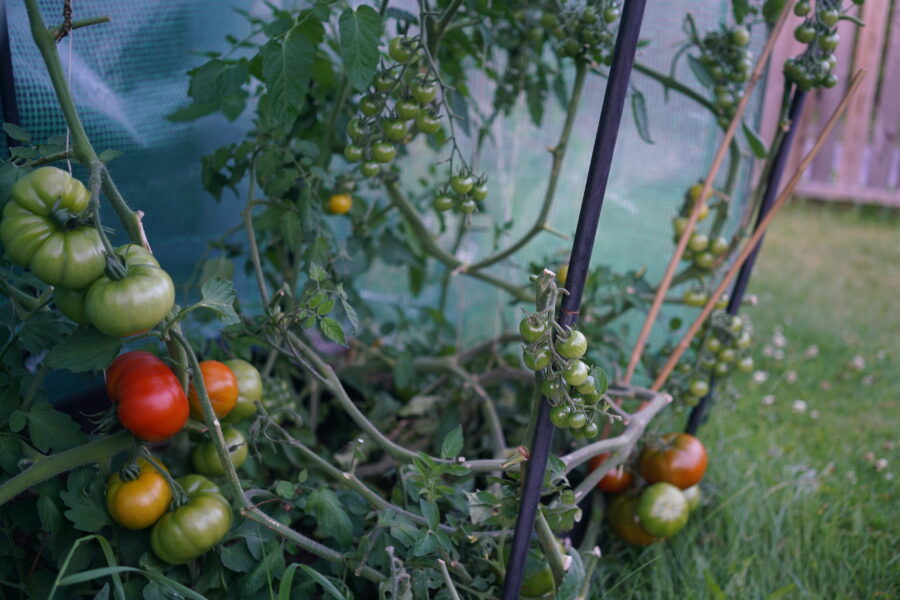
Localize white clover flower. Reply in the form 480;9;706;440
746;294;758;306
804;345;819;359
850;355;865;370
786;370;798;384
792;399;807;413
862;375;875;386
752;370;769;384
885;472;894;481
762;344;774;357
874;458;888;472
863;452;875;463
773;331;787;348
810;410;819;419
762;395;775;406
774;349;785;361
846;470;857;483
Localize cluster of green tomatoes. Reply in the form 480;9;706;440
785;0;860;90
673;310;753;406
672;183;728;271
520;314;609;438
695;24;754;128
520;0;622;61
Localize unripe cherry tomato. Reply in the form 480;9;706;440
563;360;589;386
549;404;570;427
388;36;414;63
106;458;172;530
359;95;382;116
433;195;454;211
372;142;397;163
519;316;548;343
360;162;381;178
566;411;587;429
689;378;710;397
382;119;407;142
556;330;587;359
412;81;437;105
344;144;364;162
524;347;552;370
416;111;442;134
458;199;477;213
688;233;709;252
450;175;474;195
730;26;750;47
395;99;420;120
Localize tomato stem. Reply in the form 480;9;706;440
138;446;188;507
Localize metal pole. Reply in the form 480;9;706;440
686;89;807;435
501;1;648;597
0;0;21;148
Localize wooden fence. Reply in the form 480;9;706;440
760;0;900;207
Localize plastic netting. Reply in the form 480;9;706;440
2;0;762;398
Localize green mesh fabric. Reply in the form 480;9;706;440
2;1;760;398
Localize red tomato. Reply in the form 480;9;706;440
188;360;239;420
106;351;189;442
588;453;634;493
638;433;708;489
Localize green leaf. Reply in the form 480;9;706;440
275;480;296;499
631;89;654;144
27;403;85;453
220;541;256;573
440;426;463;459
309;262;327;282
0;434;21;473
593;368;609;396
742;121;768;159
307;488;353;546
45;328;122;373
2;122;30;142
199;256;234;284
687;54;714;88
411;531;435;557
189;59;249;104
766;584;797;600
338;6;383;91
762;0;788;24
704;569;728;600
196;277;240;325
60;471;110;532
557;549;585;600
18;311;74;355
8;409;27;433
166;101;219;123
319;317;346;346
419;497;439;530
339;296;359;332
262;15;324;124
732;0;751;23
278;564;348;600
98;149;122;163
0;161;28;208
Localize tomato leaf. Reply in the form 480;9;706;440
319;317;346;346
18;312;75;355
60;470;110;532
309;262;327;282
631;89;654;144
762;0;788;24
339;296;359;332
2;122;30;143
742;121;768;159
188;59;249;105
197;277;240;325
261;14;324;124
307;488;353;546
556;549;586;600
440;426;464;459
731;0;751;24
26;403;85;453
593;368;609;396
687;54;714;88
419;497;440;530
98;149;122;163
45;328;122;373
296;565;348;600
0;435;21;474
220;541;256;573
338;6;383;92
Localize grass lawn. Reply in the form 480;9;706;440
594;202;899;599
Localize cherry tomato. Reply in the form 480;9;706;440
556;330;587;359
580;421;599;438
372;142;396;163
638;433;708;489
471;183;488;202
710;236;728;255
412;81;437;105
694;251;715;269
549;404;571;428
673;217;688;235
343;144;364;162
794;24;816;43
589;453;633;493
519;316;548;343
222;358;263;423
718;348;737;363
347;117;368;142
563;360;589;386
688;233;709;252
359;95;382;116
688;378;710;397
458;199;477;213
730;26;750;47
523;347;551;370
603;6;620;23
820;32;839;51
388;36;414;63
188;360;239;420
794;1;811;17
683;289;708;307
566;411;587;430
736;356;754;373
327;193;353;215
374;73;396;93
636;482;689;537
106;351;189;442
415;111;442;134
395;99;420;120
359;162;381;178
450;175;474;195
382;119;407;142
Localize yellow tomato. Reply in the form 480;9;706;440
328;194;353;215
106;458;172;530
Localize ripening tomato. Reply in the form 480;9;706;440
191;425;248;476
106;458;172;530
327;193;352;215
150;487;232;565
607;494;659;546
638;433;708;489
589;453;634;493
636;482;689;537
188;360;239;420
222;358;263;423
106;351;189;442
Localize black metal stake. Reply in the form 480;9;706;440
685;89;807;435
0;0;21;148
501;1;648;597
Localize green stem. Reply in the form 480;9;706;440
0;431;132;507
48;15;110;39
28;150;72;167
575;550;601;600
320;77;351;168
138;447;188;506
535;510;567;585
0;280;43;312
169;329;247;507
632;61;716;111
19;364;50;412
384;181;530;302
467;61;588;272
437;559;463;600
242;163;270;307
427;0;465;55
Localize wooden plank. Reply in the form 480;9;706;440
809;17;858;182
839;0;891;186
796;180;900;207
867;4;900;188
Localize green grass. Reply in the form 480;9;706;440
595;202;899;599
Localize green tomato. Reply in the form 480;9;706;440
519;548;556;598
471;183;488;202
683;289;708;307
347;117;369;142
718;347;737;363
672;216;688;235
731;25;750;47
433;195;454;212
794;1;811;17
190;426;248;477
563;360;590;386
822;72;839;88
735;331;752;349
150;490;232;565
818;8;839;27
343;144;364;162
540;13;558;28
519;316;548;343
556;330;587;359
388;36;414;63
359;95;383;116
541;378;564;401
523;346;552;371
794;24;816;44
359;162;381;178
713;361;731;376
566;410;587;430
682;484;702;511
580;421;599;438
382;119;408;142
54;286;89;324
736;356;754;373
705;336;722;353
176;474;221;496
636;482;689;538
372;142;397;163
412;81;437;105
0;167;106;290
694;251;715;269
549;404;571;428
603;6;620;23
415;111;442;134
576;375;596;396
222;359;262;423
458;199;477;214
84;244;175;338
581;390;601;406
450;175;474;195
374;73;396;93
395;99;420;120
728;315;744;332
710;236;728;256
820;32;839;51
689;378;710;397
688;233;709;253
